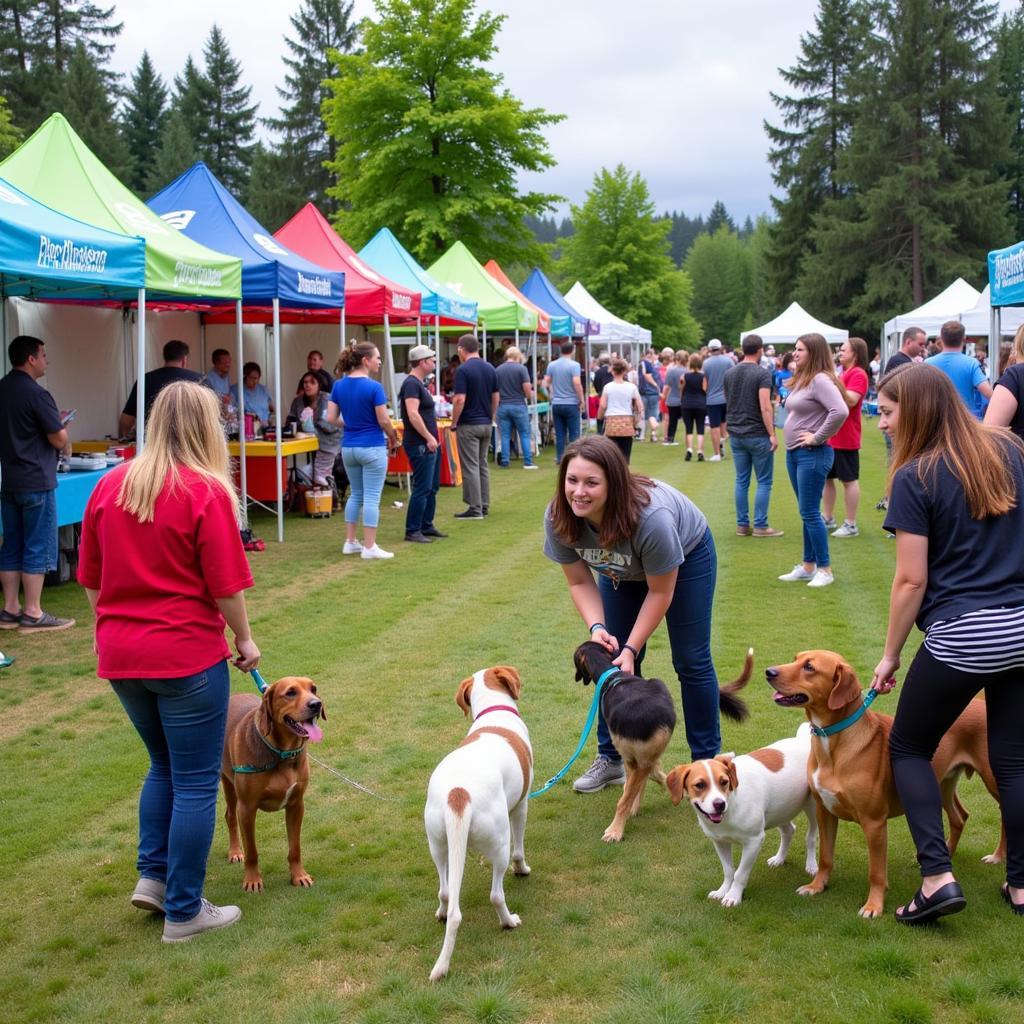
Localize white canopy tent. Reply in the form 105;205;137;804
741;301;847;346
881;278;981;342
565;281;647;359
958;285;1024;339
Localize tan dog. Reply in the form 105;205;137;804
424;666;532;982
220;676;326;892
766;650;1004;917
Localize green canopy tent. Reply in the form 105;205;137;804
0;114;242;448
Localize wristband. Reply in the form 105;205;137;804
589;622;606;635
622;643;639;658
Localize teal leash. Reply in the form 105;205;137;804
250;668;269;693
810;688;880;737
529;666;620;799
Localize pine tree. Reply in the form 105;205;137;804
122;51;167;196
264;0;358;216
684;225;752;342
0;93;22;159
996;7;1024;239
323;0;563;264
146;108;197;195
172;55;214;150
705;200;736;235
57;41;131;180
0;1;39;131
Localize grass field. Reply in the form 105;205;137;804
1;423;1021;1024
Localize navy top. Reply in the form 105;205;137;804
995;364;1024;440
399;375;438;447
454;358;498;425
331;376;388;448
680;371;707;409
0;369;63;493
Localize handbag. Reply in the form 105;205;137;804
604;414;635;437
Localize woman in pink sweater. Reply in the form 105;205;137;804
777;333;849;588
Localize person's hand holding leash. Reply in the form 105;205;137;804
233;637;261;671
612;643;637;675
871;653;899;693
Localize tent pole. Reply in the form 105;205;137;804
236;300;247;528
585;329;592;432
136;289;147;451
531;331;539;458
384;313;398;413
416;316;422;345
340;306;346;353
991;304;1001;389
273;298;283;544
1;296;8;376
482;326;487;361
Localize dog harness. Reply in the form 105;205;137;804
810;688;879;738
232;723;306;774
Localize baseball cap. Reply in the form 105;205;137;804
408;345;436;361
708;339;722;350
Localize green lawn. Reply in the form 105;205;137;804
1;422;1020;1024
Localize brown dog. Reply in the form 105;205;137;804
766;650;1004;917
220;676;326;892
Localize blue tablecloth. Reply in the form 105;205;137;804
56;467;114;527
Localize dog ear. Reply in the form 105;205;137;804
256;683;275;734
665;765;690;806
489;666;522;701
827;660;862;710
715;753;738;792
454;677;474;716
573;647;590;684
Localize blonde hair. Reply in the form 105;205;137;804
504;346;523;363
1012;324;1024;365
117;381;238;524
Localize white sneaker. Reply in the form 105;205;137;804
162;899;241;943
342;540;363;555
807;569;834;588
778;564;815;582
822;517;837;529
709;454;723;462
361;544;394;560
832;522;859;538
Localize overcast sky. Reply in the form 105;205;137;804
112;0;1020;224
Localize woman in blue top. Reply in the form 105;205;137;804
328;342;399;561
230;362;273;426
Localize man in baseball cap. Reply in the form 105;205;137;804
399;344;446;543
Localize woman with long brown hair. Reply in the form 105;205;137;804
777;333;848;588
543;435;723;792
823;336;870;538
872;363;1024;923
78;381;259;942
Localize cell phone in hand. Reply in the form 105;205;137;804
60;408;77;426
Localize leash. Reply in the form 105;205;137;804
246;668;391;799
810;688;880;738
529;666;621;799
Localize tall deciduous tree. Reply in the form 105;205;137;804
122;51;167;196
0;93;22;159
684;225;752;342
323;0;563;264
558;164;701;346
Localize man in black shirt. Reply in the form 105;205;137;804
0;336;75;632
118;339;202;438
399;344;447;543
451;334;498;519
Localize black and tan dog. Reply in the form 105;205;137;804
573;642;753;842
220;676;326;892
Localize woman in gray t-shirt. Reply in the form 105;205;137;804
543;435;723;793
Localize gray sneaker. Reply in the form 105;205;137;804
162;899;241;943
131;877;166;914
572;755;626;793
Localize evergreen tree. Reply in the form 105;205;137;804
662;210;704;266
684;225;752;342
146;107;196;194
806;0;1012;329
764;0;868;309
264;0;358;217
56;41;131;179
996;6;1024;239
122;51;167;196
0;1;39;131
172;55;214;150
246;143;300;229
744;215;774;325
323;0;563;264
0;93;22;159
557;164;701;345
705;200;736;235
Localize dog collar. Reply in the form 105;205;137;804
474;704;520;721
811;689;879;737
596;667;623;689
232;724;306;773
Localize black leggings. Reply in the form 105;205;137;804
889;644;1024;886
666;406;682;442
681;408;705;436
608;435;633;462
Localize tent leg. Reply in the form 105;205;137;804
273;298;283;544
136;289;147;451
416;316;422;345
340;307;346;353
384;313;398;413
235;300;248;528
1;295;8;376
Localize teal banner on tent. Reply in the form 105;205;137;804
990;240;1024;308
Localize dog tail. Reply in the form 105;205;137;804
430;788;472;982
718;647;754;722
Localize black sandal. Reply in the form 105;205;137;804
895;881;966;924
1001;883;1024;916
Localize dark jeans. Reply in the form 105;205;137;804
890;644;1024;886
785;445;834;567
0;488;57;574
596;527;721;761
730;434;774;528
111;660;230;922
405;441;440;534
552;403;581;462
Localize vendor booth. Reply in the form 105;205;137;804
986;240;1024;386
564;281;644;364
741;301;847;347
957;285;1024;344
880;278;981;359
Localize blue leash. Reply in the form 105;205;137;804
529;667;620;799
250;668;269;693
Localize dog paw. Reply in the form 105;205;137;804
435;908;447;922
512;862;531;876
242;876;264;893
796;883;823;897
766;854;786;868
502;913;522;929
291;872;314;887
428;965;448;983
601;827;624;843
981;853;1004;865
227;850;244;864
708;888;728;902
858;902;884;919
804;860;818;876
719;892;743;908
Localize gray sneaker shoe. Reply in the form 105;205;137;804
572;755;626;793
131;877;166;914
162;899;241;943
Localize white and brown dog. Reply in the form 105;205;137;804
424;665;532;983
666;724;817;907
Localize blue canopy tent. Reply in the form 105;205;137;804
148;162;346;541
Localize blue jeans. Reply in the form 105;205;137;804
596;527;721;760
730;435;774;528
111;660;230;922
497;404;534;466
0;488;57;574
785;445;834;568
405;441;440;534
552;404;581;462
342;446;389;529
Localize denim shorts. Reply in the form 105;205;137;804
0;489;58;575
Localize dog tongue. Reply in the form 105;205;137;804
304;719;323;743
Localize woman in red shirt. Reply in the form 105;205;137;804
823;337;870;538
79;382;260;943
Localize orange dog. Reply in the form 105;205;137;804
220;676;326;892
766;650;1004;918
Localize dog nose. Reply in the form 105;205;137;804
713;799;726;813
307;698;322;715
765;667;778;680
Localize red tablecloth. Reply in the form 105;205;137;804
388;422;461;486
